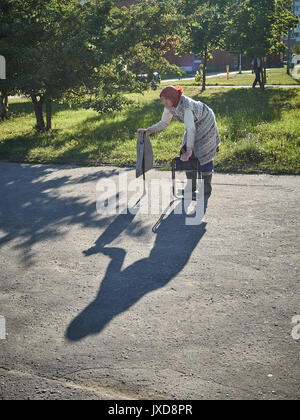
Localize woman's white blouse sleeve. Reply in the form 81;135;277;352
184;108;196;150
148;107;173;134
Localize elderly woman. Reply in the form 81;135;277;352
137;85;221;196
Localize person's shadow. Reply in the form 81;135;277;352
66;197;209;341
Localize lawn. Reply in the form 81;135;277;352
161;67;300;87
0;86;299;174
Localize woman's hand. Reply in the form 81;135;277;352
136;128;151;136
180;149;193;162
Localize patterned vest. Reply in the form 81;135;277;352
168;95;207;124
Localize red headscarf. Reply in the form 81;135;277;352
160;85;183;108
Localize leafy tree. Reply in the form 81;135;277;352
293;43;300;55
0;0;21;120
0;0;179;130
0;0;115;130
224;0;299;83
176;0;227;91
80;0;181;114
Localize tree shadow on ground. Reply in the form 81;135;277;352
66;196;209;341
0;159;210;341
0;162;125;266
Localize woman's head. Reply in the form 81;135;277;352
160;85;183;108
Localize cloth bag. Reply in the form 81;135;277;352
172;144;201;172
136;131;154;178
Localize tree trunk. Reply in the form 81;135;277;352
260;57;265;90
46;99;52;131
31;95;45;131
239;53;242;74
287;28;291;75
201;47;208;92
263;59;267;88
0;93;8;120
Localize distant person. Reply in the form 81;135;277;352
251;57;263;89
136;86;221;196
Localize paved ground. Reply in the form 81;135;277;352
0;162;299;400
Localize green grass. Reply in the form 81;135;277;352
1;86;300;174
162;67;300;87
